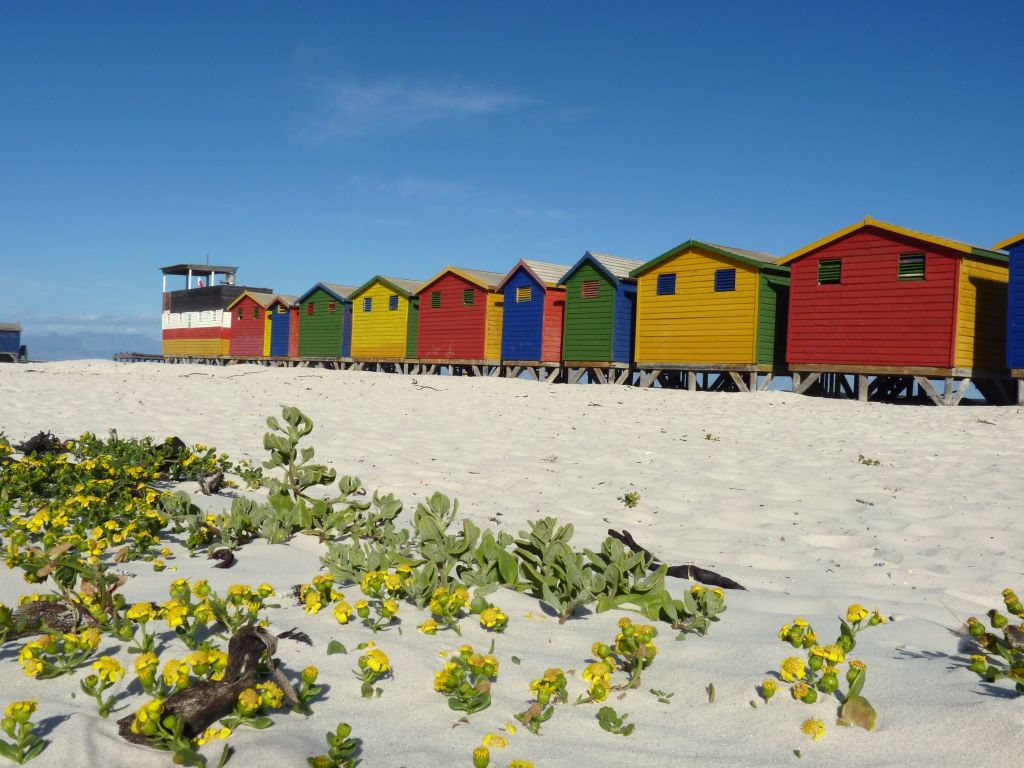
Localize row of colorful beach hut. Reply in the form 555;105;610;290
158;217;1024;403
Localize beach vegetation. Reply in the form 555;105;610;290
515;667;567;733
596;705;634;736
617;491;640;508
307;721;360;768
966;587;1024;695
433;644;499;714
0;699;47;764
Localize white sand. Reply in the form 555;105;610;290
1;360;1022;767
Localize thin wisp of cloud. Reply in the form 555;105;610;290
302;77;534;139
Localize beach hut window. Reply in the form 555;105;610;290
277;305;287;313
898;253;926;280
656;273;676;296
389;295;399;311
328;302;337;314
237;308;243;320
817;259;842;285
714;269;736;292
463;289;475;306
516;286;532;303
362;297;372;312
431;291;441;308
253;307;260;319
307;303;315;316
581;280;600;299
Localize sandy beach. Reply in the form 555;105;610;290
1;360;1022;767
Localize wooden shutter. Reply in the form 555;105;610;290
463;288;475;305
817;259;842;285
516;286;532;302
328;301;337;314
362;297;372;312
714;269;736;292
898;253;925;280
431;291;441;308
656;274;676;296
581;280;599;299
389;295;399;311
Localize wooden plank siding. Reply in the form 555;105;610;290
501;268;546;361
542;288;566;362
562;262;615;361
756;272;790;365
228;294;270;357
269;303;291;357
405;299;419;358
298;287;348;358
288;307;299;358
633;249;760;365
162;327;231;356
484;291;504;361
786;230;961;367
351;280;415;359
954;256;1008;370
416;272;492;360
1007;243;1024;368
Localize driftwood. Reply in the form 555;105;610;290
118;625;299;744
209;547;236;569
199;471;224;495
14;432;64;455
608;529;746;590
2;601;79;643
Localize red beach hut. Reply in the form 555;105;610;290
415;266;505;363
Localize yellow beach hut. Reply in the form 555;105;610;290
629;240;789;388
348;276;424;360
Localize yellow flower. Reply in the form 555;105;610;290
810;644;845;664
481;733;507;749
509;760;534;768
130;698;164;736
164;599;188;628
760;679;776;700
92;656;125;684
257;681;284;709
4;700;37;722
801;717;826;742
479;607;508;631
418;618;439;635
382;598;400;618
472;747;491;768
780;656;806;682
135;652;159;683
126;602;157;622
194;725;231;746
582;660;614;684
504;722;517;735
79;627;100;650
362;648;390;675
236;688;260;716
161;659;190;688
333;601;353;624
847;604;869;623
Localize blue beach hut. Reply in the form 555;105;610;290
497;260;571;363
994;232;1024;369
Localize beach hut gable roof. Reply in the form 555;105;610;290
349;276;424;300
993;232;1024;251
416;266;505;294
297;282;357;304
496;259;572;291
0;323;22;332
559;251;644;286
268;294;298;309
630;240;783;277
226;290;277;310
780;216;1007;265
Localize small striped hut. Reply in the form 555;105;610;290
227;291;276;357
558;252;644;365
415;267;505;362
630;241;789;367
993;232;1024;372
349;276;423;360
297;283;357;359
267;295;298;358
496;260;570;364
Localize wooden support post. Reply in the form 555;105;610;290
727;371;749;392
837;375;854;398
758;372;774;392
793;371;821;395
857;374;868;402
541;367;559;383
748;371;757;392
950;377;971;406
567;367;585;385
611;369;630;385
686;372;696;392
591;368;607;385
913;376;946;406
1018;379;1024;406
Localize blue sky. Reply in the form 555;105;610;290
2;2;1022;346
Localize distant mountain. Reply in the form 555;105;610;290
23;331;162;361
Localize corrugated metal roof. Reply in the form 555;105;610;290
322;283;358;299
455;268;506;289
705;243;780;265
379;277;424;294
588;252;645;278
0;323;21;332
522;260;573;285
